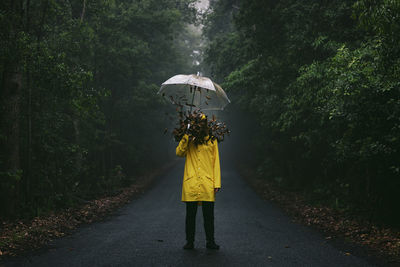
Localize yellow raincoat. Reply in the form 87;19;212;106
176;134;221;202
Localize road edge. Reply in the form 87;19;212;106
236;163;400;267
0;160;179;261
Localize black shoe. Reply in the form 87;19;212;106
183;242;194;250
206;241;220;250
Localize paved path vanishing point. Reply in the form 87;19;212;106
5;146;374;267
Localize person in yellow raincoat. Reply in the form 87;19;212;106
176;114;221;250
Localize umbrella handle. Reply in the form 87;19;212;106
185;123;191;134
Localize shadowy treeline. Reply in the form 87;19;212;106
0;0;197;219
203;0;400;226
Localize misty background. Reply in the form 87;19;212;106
1;0;399;229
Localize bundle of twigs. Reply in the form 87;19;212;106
171;109;230;145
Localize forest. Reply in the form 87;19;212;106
204;0;400;226
1;0;399;230
0;0;198;219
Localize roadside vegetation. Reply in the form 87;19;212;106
203;0;400;261
204;0;400;227
0;0;197;220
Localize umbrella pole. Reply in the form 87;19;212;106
189;86;196;113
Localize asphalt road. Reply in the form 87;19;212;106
5;152;374;267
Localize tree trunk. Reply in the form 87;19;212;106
1;63;23;217
80;0;87;22
1;67;22;171
73;116;83;173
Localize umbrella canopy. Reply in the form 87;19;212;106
158;74;230;111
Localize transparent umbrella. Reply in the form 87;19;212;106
158;74;230;111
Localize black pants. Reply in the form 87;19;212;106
185;201;214;243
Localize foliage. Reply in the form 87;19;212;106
172;109;230;144
0;0;197;219
204;0;400;225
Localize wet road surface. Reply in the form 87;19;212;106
5;155;374;267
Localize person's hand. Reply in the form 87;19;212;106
181;134;189;143
214;188;220;193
